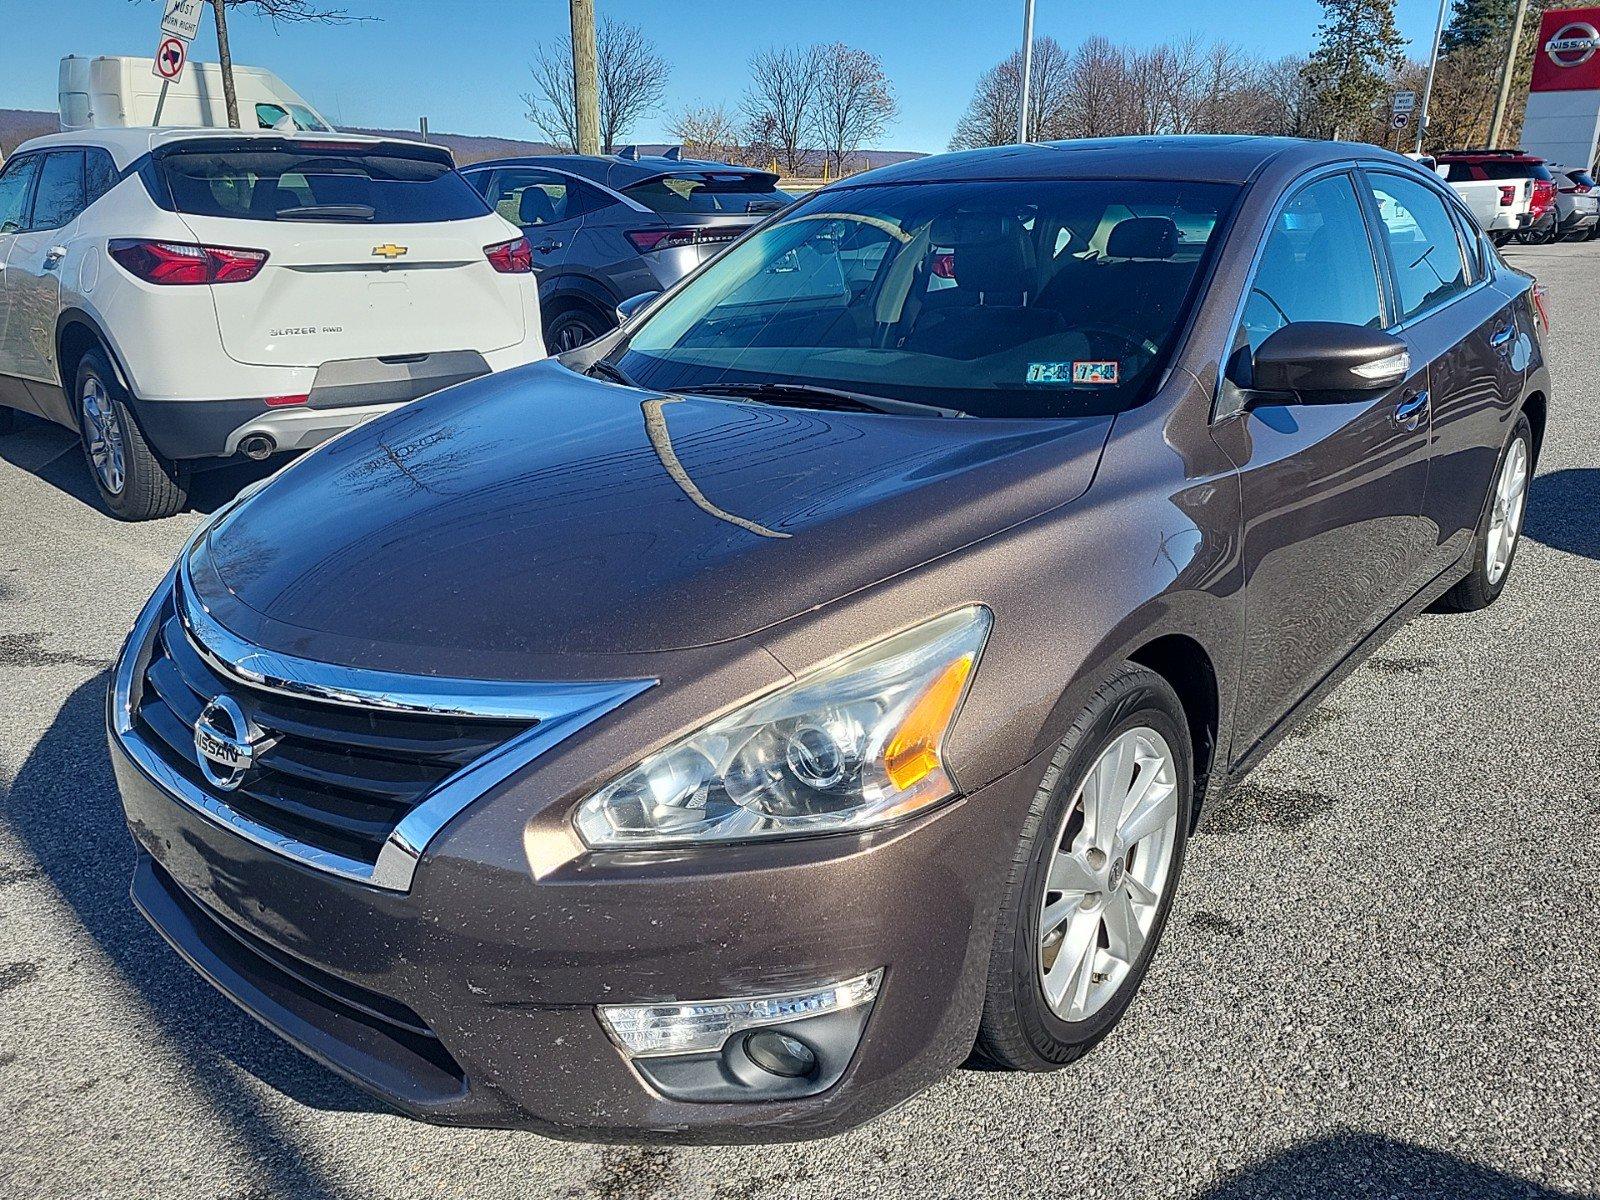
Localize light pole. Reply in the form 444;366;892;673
570;0;601;155
1017;0;1035;143
1415;0;1448;154
1489;0;1531;149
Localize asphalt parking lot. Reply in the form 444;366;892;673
2;242;1597;1200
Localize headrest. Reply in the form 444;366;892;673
932;212;1035;295
1106;216;1178;260
519;187;557;225
930;211;1014;248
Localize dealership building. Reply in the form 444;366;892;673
1520;6;1600;170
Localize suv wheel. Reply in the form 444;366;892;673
545;305;614;353
973;664;1192;1070
1434;413;1532;612
75;348;188;521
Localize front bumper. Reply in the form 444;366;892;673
110;711;1044;1142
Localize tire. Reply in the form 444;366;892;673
74;348;188;521
1433;412;1532;613
972;663;1193;1071
543;304;614;354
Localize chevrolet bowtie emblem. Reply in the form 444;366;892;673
372;243;409;259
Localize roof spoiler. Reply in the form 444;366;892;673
149;135;456;167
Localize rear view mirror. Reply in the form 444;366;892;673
1252;322;1411;397
615;291;660;326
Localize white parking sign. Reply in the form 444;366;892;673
161;0;203;41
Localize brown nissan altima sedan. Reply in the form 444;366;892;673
108;136;1548;1142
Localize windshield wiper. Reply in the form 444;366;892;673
684;382;964;418
586;358;637;387
274;204;376;222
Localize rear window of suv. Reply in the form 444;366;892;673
623;172;792;215
146;142;491;224
1473;161;1554;182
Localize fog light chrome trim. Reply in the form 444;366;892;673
599;970;883;1059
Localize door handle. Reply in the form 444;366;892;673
1395;389;1430;432
43;246;67;270
1489;324;1515;349
534;240;563;254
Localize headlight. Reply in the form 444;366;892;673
574;607;991;848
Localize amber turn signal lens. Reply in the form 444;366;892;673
883;655;973;791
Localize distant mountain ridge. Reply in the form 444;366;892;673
1;108;924;171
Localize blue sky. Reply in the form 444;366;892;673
7;0;1447;151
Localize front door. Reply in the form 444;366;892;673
1216;170;1434;757
0;152;44;399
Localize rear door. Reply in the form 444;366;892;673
1360;168;1525;574
0;152;43;393
151;139;527;367
1221;170;1434;755
5;149;86;385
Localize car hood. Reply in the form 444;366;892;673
193;360;1111;670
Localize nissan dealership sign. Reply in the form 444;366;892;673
1531;9;1600;91
1545;23;1600;69
1521;6;1600;172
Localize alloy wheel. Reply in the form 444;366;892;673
551;316;602;353
80;377;126;497
1037;726;1181;1022
1486;436;1529;586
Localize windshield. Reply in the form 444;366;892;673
149;145;491;223
609;178;1238;418
623;171;792;215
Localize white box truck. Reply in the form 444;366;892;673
58;54;333;132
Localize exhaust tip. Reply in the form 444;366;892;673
239;433;277;461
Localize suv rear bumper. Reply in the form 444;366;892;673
129;350;499;459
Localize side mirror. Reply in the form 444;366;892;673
615;291;660;326
1252;322;1411;397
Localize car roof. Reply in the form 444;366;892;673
14;126;433;171
831;135;1418;187
464;152;778;192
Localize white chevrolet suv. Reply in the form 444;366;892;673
0;128;543;519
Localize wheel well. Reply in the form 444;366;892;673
1129;634;1220;812
542;290;614;329
56;319;104;400
1521;390;1546;464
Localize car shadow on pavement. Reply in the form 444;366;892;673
0;410;283;517
0;673;382;1197
1199;1131;1581;1199
1523;468;1600;561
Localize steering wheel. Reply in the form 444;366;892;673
1071;323;1162;360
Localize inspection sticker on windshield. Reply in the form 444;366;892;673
1026;360;1120;385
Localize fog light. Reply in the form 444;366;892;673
598;970;882;1059
743;1030;818;1078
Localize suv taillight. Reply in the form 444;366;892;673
1530;180;1556;216
1498;185;1517;206
484;237;533;273
1559;183;1591;194
626;227;744;254
109;239;267;284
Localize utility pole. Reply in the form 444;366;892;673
209;0;240;128
1489;0;1531;149
1016;0;1036;143
570;0;601;155
1415;0;1448;155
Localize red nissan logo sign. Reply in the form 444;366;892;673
1547;21;1600;67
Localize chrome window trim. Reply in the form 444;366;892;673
111;532;655;892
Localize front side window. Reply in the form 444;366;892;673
1365;172;1470;322
31;150;87;231
1242;173;1384;352
149;143;490;224
609;178;1239;419
0;154;41;235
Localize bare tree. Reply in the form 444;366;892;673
810;43;898;176
950;35;1076;148
668;102;745;164
524;18;670;153
743;45;826;176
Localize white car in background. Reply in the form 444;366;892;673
0;128;543;520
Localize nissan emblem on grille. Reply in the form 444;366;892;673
193;694;260;791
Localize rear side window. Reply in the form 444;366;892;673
85;149;121;209
0;154;41;234
481;168;609;227
623;172;791;215
150;145;491;224
1365;173;1470;322
31;150;87;231
1242;174;1384;351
